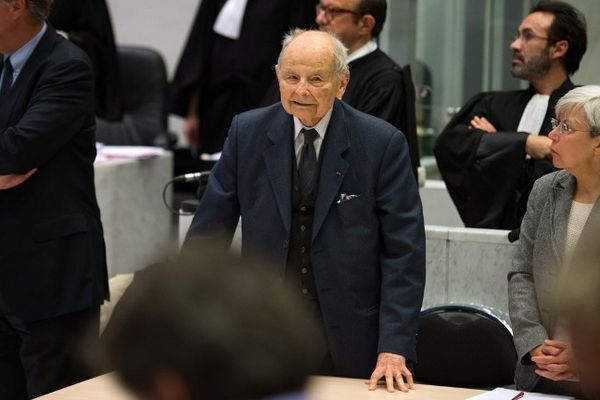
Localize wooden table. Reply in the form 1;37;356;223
35;373;485;400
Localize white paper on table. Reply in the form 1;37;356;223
96;145;165;161
467;388;574;400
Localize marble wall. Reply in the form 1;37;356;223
424;225;517;324
95;152;173;277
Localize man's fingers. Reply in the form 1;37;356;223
24;168;37;179
368;371;382;391
395;373;408;393
403;367;415;389
385;371;395;392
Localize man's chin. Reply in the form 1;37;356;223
510;67;527;80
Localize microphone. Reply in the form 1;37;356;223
173;171;211;182
162;171;211;215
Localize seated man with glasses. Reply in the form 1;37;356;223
435;1;587;231
315;0;420;179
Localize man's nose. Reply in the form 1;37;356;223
510;37;521;52
295;80;310;96
315;9;327;27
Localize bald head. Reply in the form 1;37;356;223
275;30;349;127
277;29;349;81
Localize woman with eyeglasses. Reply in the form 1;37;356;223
508;85;600;397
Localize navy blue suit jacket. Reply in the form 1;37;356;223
0;26;108;322
186;100;425;377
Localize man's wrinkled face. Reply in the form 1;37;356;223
277;32;348;127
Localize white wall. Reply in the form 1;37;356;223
106;0;200;78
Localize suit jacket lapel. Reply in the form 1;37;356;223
312;100;350;241
551;172;575;264
263;107;294;235
0;25;58;127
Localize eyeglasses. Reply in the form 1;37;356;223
513;31;549;43
551;117;600;135
316;3;358;21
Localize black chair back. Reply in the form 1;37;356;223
415;304;517;388
95;46;173;147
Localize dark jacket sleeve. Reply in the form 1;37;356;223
0;58;94;173
376;131;426;362
434;91;528;228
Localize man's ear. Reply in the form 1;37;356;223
593;136;600;156
357;14;376;36
337;70;350;99
8;0;25;13
551;40;569;61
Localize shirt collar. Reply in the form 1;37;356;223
347;39;378;63
293;107;334;142
4;23;47;78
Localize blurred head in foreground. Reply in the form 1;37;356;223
102;249;321;400
560;237;600;400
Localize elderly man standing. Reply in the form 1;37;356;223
315;0;420;177
184;29;425;392
435;1;587;231
0;0;108;398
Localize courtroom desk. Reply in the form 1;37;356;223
35;373;485;400
307;376;484;400
94;151;173;277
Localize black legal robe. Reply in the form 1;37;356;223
342;49;420;177
434;79;575;230
49;0;122;120
170;0;318;154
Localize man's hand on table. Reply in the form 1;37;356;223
368;352;414;392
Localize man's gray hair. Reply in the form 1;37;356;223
2;0;54;22
555;85;600;137
276;28;349;81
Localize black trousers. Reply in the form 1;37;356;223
0;307;100;399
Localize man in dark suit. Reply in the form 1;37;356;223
0;0;108;397
316;0;420;178
185;29;425;392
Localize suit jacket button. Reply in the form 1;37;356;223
283;240;289;248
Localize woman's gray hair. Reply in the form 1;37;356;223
276;28;349;81
555;85;600;137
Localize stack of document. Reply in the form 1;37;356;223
467;388;574;400
95;145;166;162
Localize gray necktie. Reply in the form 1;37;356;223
298;128;319;195
0;57;14;103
